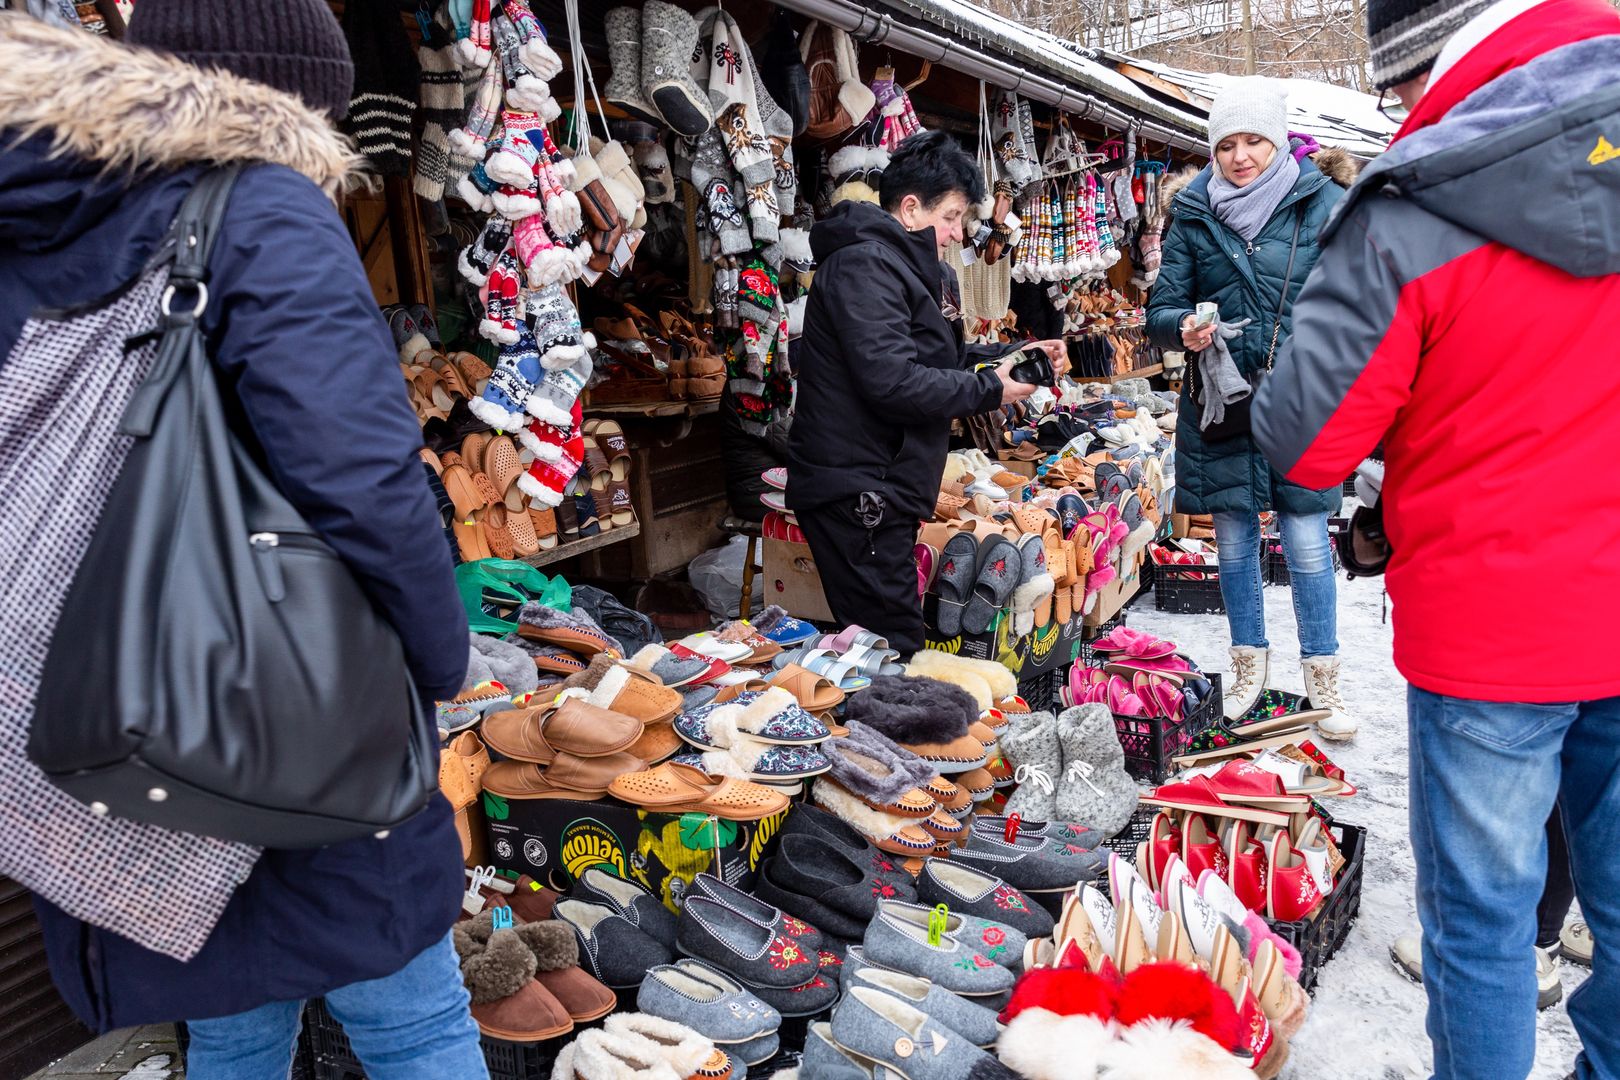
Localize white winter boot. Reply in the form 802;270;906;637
1303;655;1356;740
1223;646;1270;722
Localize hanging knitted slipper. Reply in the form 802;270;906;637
641;1;714;137
604;7;659;119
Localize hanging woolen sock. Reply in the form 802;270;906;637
459;214;513;285
518;400;585;507
506;0;563;79
492;10;558;118
414;11;462;200
449;60;503;160
472;330;543;431
529;284;597;369
454;0;492;68
478;252;523;345
513;213;567;287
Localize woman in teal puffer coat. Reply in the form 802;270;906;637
1147;79;1355;737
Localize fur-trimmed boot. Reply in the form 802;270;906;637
1000;710;1061;820
1053;704;1136;839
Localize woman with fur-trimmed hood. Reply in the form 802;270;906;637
0;4;486;1076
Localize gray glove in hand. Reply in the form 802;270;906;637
1197;317;1254;430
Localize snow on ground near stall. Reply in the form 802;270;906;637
1128;575;1584;1079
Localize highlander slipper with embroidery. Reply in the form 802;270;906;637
875;899;1027;972
953;831;1104;894
933;531;981;637
914;858;1054;939
690;872;824;956
861;912;1016;999
778;805;918;899
677;895;821;989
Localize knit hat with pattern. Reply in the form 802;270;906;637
1366;0;1494;89
127;0;354;119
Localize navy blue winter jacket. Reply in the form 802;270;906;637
0;95;469;1028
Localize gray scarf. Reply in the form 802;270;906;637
1208;149;1300;242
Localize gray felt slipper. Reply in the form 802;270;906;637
861;912;1015;998
875;900;1027;971
829;987;1016;1079
636;959;781;1044
847;967;1001;1048
934;532;981;637
626;643;713;688
744;961;840;1017
732;1029;781;1066
961;535;1021;636
971;816;1101;850
567;867;679;949
798;1022;874;1080
953;831;1104;894
553;898;673;988
914;860;1054;941
690;872;824;955
677;895;821;989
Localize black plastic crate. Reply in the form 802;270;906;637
1112;673;1222;782
1263;537;1342;587
1154;562;1225;615
1268;820;1365;993
1017;668;1059;713
1075;614;1126;668
304;998;562;1080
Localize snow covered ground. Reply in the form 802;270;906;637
1128;575;1585;1079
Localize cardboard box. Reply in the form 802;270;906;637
1084;551;1146;627
481;793;786;913
761;538;835;623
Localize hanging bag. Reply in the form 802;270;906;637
28;168;438;848
1191;204;1304;442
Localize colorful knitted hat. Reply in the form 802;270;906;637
1366;0;1493;89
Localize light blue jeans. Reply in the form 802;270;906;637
1211;510;1338;657
184;932;488;1080
1409;689;1620;1079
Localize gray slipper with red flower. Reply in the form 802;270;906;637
876;899;1027;971
860;909;1015;998
677;895;821;989
914;857;1055;939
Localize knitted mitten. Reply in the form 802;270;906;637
1000;711;1061;820
513;213;564;288
640;0;712;137
472;331;543;431
492;11;557;118
453;0;492;68
459;214;513;285
534;129;584;238
505;0;563;79
478;252;522;344
603;6;656;118
518;399;584;507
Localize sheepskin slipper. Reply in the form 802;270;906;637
996;1007;1115;1080
552;1027;685;1080
811;778;938;858
451;919;574;1042
603;1014;723;1077
846;674;979;745
470;632;542;695
904;650;1018;704
823;721;941;817
1100;1018;1260;1079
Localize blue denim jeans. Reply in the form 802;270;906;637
1409;689;1620;1080
184;931;487;1080
1211;510;1338;657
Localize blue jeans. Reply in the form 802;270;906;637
1409;689;1620;1079
184;932;488;1080
1211;510;1338;657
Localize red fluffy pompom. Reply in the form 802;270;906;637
1114;963;1244;1052
999;966;1120;1025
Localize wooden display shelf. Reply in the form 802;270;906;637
519;521;641;568
1074;363;1163;385
586;399;721;418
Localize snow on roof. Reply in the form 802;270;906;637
1119;54;1397;155
878;0;1209;136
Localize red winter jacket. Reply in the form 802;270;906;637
1254;0;1620;702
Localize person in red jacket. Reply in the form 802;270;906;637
1253;0;1620;1075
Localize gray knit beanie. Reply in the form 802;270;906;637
1206;78;1289;158
1366;0;1494;90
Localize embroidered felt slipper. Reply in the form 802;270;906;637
608;762;790;820
569;866;679;949
823;721;941;818
953;831;1104;894
554;898;675;988
933;531;981;637
563;653;683;724
971;816;1101;850
777;805;919;900
480;698;642;763
875;899;1027;974
810;780;940;859
860;912;1015;998
690;873;824;957
637;959;782;1045
914;858;1055;939
677;895;820;989
758;833;893;930
730;1030;779;1066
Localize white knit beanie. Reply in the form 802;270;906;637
1207;78;1289;157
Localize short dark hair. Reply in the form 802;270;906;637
879;131;986;212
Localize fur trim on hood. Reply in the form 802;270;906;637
0;13;362;200
1311;145;1362;188
844;675;979;745
1161;166;1202;209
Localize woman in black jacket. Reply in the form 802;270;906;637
787;132;1065;652
0;7;484;1077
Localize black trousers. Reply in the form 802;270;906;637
797;497;924;655
1537;807;1576;948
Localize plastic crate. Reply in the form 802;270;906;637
304;999;563;1080
1112;673;1223;782
1263;537;1342;587
1153;563;1225;615
1076;614;1126;668
1018;668;1059;713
